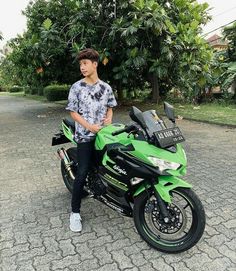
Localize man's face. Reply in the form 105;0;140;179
79;59;97;77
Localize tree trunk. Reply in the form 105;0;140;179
117;89;125;100
151;74;160;104
116;80;125;102
233;79;236;103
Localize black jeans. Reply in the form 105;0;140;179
71;140;95;213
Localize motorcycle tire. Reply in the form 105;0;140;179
133;187;205;253
60;147;88;198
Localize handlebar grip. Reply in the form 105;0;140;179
112;128;127;136
111;125;137;136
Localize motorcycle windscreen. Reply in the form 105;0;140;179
142;110;164;136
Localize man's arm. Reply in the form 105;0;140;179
70;111;101;134
103;107;113;125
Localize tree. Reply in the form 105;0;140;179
223;22;236;62
0;0;213;103
221;22;236;100
1;0;81;92
67;0;212;102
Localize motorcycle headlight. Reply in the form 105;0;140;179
148;156;180;172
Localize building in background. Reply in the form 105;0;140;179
207;34;228;51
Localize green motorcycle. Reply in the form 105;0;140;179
52;102;205;253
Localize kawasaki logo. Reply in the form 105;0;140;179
113;165;127;175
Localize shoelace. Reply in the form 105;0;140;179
73;215;81;221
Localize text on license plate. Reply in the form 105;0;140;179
157;128;182;139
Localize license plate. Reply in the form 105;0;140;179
154;127;185;148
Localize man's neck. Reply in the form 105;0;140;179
83;73;99;85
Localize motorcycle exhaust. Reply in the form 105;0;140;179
57;148;75;180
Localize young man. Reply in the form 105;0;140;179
66;48;117;232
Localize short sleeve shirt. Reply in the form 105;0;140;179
66;79;117;143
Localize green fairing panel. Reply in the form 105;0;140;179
130;140;187;167
96;125;186;165
102;152;119;175
96;124;187;178
95;124;132;150
62;122;76;144
134;176;192;203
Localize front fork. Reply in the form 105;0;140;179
134;176;192;221
150;178;170;223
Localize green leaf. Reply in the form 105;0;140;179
132;18;140;28
151;3;159;11
133;56;145;68
133;0;145;10
190;20;199;29
198;76;206;87
130;47;138;58
42;18;52;30
76;1;80;8
165;20;176;34
228;62;236;72
31;34;39;44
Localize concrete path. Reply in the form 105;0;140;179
0;95;235;271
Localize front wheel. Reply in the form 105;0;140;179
133;188;205;253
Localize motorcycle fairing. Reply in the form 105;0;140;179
133;176;192;203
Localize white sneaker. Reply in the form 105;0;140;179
70;212;82;232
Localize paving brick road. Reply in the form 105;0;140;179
0;95;236;271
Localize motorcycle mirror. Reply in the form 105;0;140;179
130;106;141;122
164;102;175;123
129;106;147;128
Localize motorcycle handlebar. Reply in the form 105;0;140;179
111;125;136;136
112;127;128;136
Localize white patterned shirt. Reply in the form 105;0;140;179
66;79;117;143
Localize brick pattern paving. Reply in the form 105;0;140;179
0;96;236;271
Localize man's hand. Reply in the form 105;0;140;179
103;117;112;126
87;124;101;134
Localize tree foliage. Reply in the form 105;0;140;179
223;22;236;62
209;22;236;103
221;22;236;97
0;0;213;102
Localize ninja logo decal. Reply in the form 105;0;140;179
113;165;127;175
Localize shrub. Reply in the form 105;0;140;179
30;87;39;95
24;86;30;94
44;84;70;101
37;86;44;96
9;85;24;93
0;85;7;92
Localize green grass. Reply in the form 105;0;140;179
173;103;236;126
119;100;236;126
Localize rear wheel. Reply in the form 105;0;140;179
133;188;205;253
